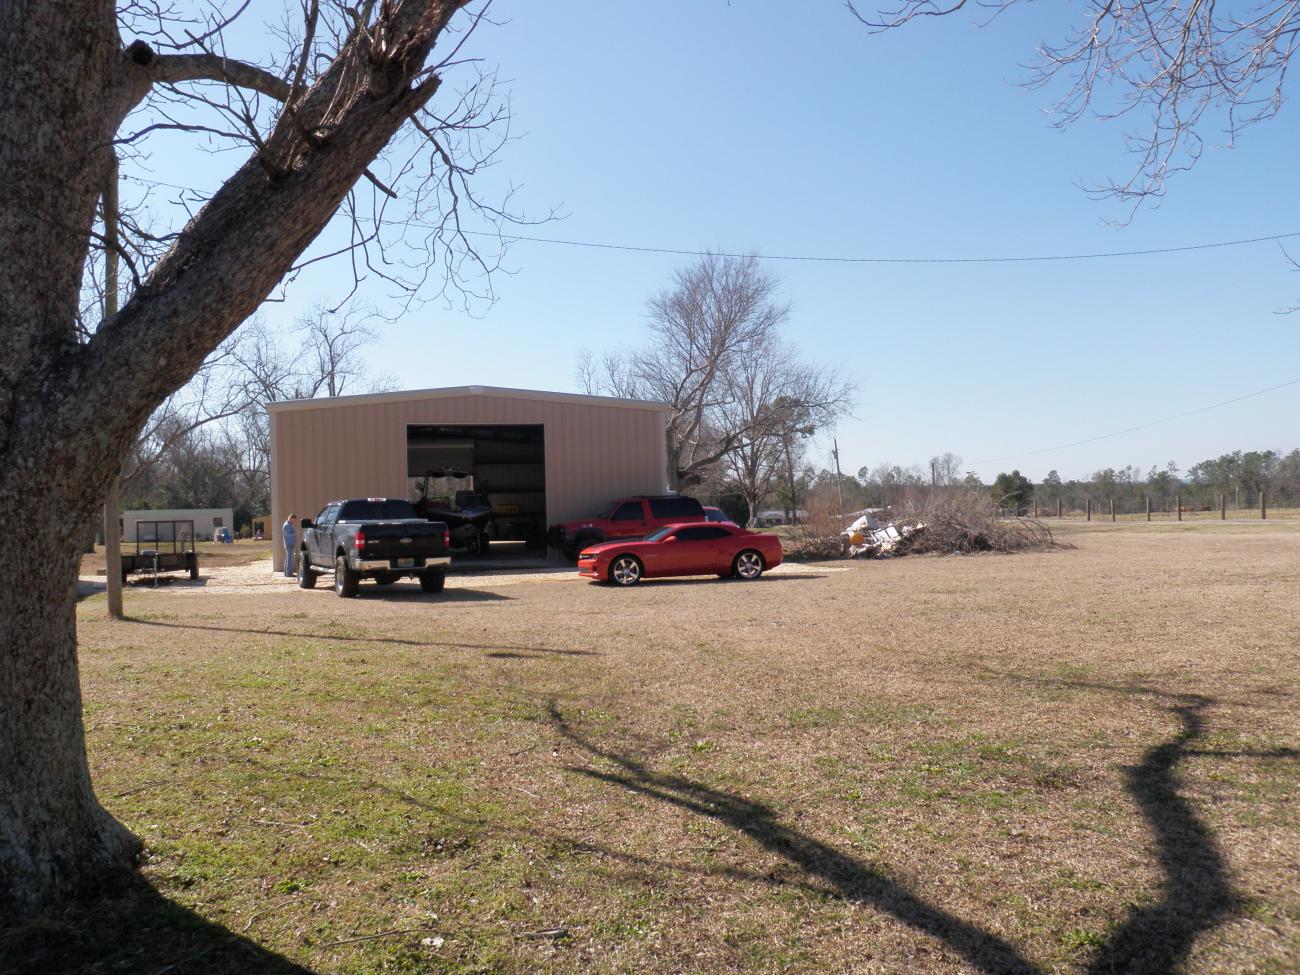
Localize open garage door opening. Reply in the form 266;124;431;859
406;424;546;558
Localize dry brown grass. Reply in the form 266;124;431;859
8;521;1297;974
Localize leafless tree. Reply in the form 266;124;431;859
850;1;1300;209
719;341;795;525
222;308;394;511
930;451;964;487
0;0;522;920
720;342;851;526
584;254;854;489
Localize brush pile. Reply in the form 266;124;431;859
890;492;1061;555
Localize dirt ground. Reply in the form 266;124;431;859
11;521;1297;974
78;555;838;596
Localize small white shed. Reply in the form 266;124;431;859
122;508;235;543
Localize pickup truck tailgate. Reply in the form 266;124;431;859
356;520;448;564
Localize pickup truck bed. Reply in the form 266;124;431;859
298;498;451;597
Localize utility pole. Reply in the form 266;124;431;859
101;152;124;620
831;439;845;520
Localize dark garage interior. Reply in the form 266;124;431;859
406;424;546;551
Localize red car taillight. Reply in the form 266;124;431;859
443;527;450;550
354;530;366;550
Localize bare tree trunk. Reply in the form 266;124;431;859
783;438;799;526
0;499;142;920
0;0;465;921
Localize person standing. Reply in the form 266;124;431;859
282;513;298;578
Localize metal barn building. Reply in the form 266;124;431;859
268;385;670;570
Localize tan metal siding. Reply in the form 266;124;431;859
270;391;669;569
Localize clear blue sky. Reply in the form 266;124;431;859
130;2;1300;482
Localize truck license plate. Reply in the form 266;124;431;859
394;558;415;568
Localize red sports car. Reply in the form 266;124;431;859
577;522;783;586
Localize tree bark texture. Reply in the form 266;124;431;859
0;0;465;922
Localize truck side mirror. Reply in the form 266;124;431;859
299;518;313;530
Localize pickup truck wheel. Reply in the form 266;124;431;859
477;532;490;555
298;552;318;589
419;569;446;594
570;532;600;563
334;555;359;598
732;550;764;581
609;555;642;586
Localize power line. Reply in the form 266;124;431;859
476;229;1300;265
968;377;1300;469
122;174;1300;265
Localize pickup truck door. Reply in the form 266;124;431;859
311;504;339;566
608;500;649;539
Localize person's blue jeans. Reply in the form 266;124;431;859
284;545;296;577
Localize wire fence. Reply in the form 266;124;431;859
999;488;1300;521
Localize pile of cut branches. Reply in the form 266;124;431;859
779;504;849;561
894;492;1064;555
782;531;846;561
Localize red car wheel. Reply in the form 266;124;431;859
609;555;643;586
732;550;764;580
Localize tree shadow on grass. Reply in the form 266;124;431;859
123;617;597;656
550;684;1282;975
1084;691;1240;975
549;702;1041;975
0;874;316;975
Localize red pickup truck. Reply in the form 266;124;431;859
547;494;706;559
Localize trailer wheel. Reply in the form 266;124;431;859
334;555;359;598
186;552;199;581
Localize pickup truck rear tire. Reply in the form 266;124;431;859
334;555;359;598
567;531;601;562
419;569;446;593
298;552;318;589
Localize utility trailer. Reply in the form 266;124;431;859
121;519;199;584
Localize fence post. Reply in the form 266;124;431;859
1221;493;1226;520
1057;497;1062;519
1033;499;1038;518
1110;497;1115;522
1235;487;1240;511
1086;498;1092;521
1176;494;1182;522
1261;493;1267;520
1146;497;1151;521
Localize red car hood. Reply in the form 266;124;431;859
578;539;639;556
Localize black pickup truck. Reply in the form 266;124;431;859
298;498;451;597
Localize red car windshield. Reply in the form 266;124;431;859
644;527;675;542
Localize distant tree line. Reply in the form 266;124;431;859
734;447;1300;526
1022;450;1300;513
